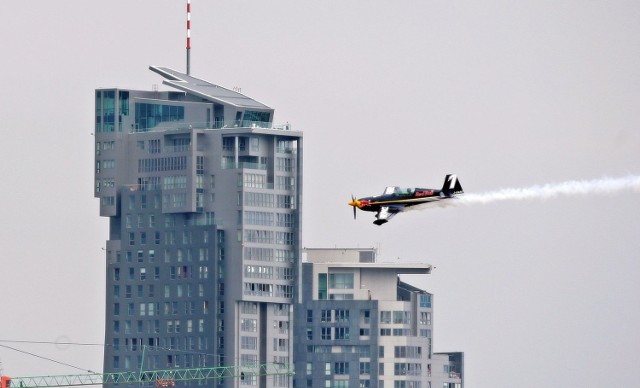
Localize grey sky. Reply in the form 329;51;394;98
1;1;639;387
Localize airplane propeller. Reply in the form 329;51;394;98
348;195;360;219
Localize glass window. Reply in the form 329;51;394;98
243;111;271;125
329;273;354;289
318;273;327;300
360;362;371;375
329;293;354;300
334;362;349;375
118;91;129;116
134;102;184;132
335;327;350;340
102;90;115;132
95;92;102;132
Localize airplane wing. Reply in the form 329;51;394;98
374;206;403;225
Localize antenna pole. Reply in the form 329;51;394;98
186;0;191;75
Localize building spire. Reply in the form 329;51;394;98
186;0;191;75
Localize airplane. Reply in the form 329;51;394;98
348;174;464;225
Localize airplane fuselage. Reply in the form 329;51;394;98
356;188;445;213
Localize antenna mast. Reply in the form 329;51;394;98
186;0;191;75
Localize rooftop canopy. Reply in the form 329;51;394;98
150;66;271;110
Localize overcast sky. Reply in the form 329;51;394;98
1;1;639;387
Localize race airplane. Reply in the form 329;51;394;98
348;174;464;225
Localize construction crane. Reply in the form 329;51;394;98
1;363;293;388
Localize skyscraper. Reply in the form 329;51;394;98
95;66;302;387
294;248;464;388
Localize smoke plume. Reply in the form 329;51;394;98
458;175;640;206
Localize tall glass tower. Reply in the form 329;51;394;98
94;66;302;387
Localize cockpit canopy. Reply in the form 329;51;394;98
383;186;414;196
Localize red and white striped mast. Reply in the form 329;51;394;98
186;0;191;75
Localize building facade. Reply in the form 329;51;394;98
95;66;302;387
294;248;463;388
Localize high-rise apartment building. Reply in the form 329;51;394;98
294;248;464;388
95;66;302;387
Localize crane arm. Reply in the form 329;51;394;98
2;363;292;388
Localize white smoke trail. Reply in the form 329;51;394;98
459;175;640;206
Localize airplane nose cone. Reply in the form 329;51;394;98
348;199;362;208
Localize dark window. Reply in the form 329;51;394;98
134;103;184;131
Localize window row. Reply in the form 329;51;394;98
222;136;263;152
95;178;115;193
242;192;296;209
242;173;266;188
113;283;208;299
380;311;412;325
393;346;423;359
112;347;210;370
138;156;187;173
243;230;296;245
95;141;115;155
316;327;350;341
379;311;431;326
305;345;371;357
112;266;209;282
379;328;413;336
125;230;213;247
112;248;211;264
134;102;184;131
124;213;216;230
243;283;293;298
95;159;115;174
309;308;351;323
112;318;205;335
113;300;209;318
243;211;296;227
244;265;293;280
307;361;373;377
275;176;295;191
276;157;294;172
239;302;290;317
273;338;288;352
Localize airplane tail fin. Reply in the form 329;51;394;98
442;174;463;196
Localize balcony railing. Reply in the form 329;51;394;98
221;160;269;171
130;121;293;133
